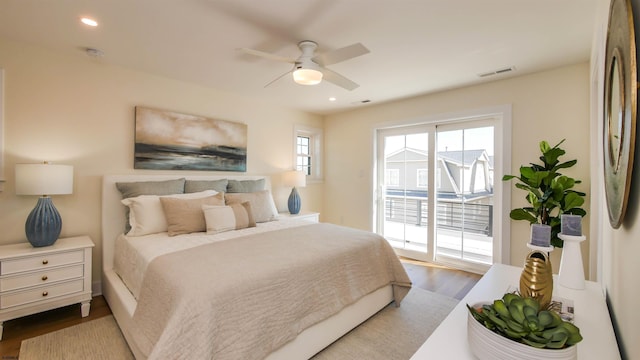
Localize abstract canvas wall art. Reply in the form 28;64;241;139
134;107;247;172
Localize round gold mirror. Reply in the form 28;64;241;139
603;0;637;229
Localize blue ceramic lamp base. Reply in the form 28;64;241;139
25;196;62;247
288;187;301;215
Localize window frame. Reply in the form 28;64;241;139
294;124;323;183
417;168;428;188
386;168;400;187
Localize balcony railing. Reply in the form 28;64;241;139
385;195;493;236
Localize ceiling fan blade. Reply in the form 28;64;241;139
321;67;359;91
238;48;296;63
264;70;292;88
314;43;370;66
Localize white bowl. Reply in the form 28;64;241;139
467;303;577;360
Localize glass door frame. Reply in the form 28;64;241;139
373;105;512;272
375;124;435;262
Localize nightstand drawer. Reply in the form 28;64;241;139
1;250;84;275
0;264;84;292
0;279;84;309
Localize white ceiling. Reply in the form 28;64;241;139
0;0;597;115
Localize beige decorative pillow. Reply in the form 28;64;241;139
160;193;225;236
224;190;278;223
202;202;256;234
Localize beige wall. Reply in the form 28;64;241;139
591;0;640;358
0;38;324;288
323;63;591;272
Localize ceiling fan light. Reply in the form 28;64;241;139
293;68;323;85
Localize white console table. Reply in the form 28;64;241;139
411;263;620;359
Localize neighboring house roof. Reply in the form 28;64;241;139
385;147;493;198
385;148;492;168
438;149;490;167
385;147;428;162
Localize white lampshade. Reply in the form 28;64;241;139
293;68;323;85
15;163;74;195
283;170;306;188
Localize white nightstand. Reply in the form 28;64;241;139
278;211;320;223
0;235;94;340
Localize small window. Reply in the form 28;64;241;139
297;135;311;175
294;125;323;182
386;169;400;187
417;169;428;188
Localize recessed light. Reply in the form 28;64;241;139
80;17;98;27
329;97;336;102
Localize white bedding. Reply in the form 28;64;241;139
114;218;313;299
102;174;407;360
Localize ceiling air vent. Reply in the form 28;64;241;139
478;66;516;78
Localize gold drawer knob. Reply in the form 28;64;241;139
42;260;49;265
42;291;49;297
42;275;48;281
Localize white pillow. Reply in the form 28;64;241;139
122;190;218;236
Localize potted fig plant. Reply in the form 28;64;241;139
502;139;586;248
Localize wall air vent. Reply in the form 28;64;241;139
478;66;516;78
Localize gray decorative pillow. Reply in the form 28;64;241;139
226;179;266;193
225;190;278;223
116;178;186;232
116;178;186;198
185;179;228;193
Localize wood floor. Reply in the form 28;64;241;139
0;259;481;359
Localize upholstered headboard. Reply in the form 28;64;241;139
101;174;271;272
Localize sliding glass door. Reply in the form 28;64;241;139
435;123;494;265
379;127;430;256
376;115;505;271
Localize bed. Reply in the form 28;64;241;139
101;174;411;359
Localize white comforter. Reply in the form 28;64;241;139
127;223;412;360
114;219;312;299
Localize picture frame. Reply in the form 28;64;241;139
134;107;247;172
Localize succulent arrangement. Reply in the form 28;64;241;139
467;292;583;349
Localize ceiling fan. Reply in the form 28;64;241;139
240;40;369;91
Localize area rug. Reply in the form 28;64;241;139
312;287;458;359
20;288;457;360
19;315;134;360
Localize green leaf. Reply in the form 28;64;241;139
510;209;538;223
554;159;578;170
543;147;565;166
502;174;517;181
553;176;575;190
567;208;587;217
563;192;585;210
520;167;549;188
515;183;540;198
539;140;551;154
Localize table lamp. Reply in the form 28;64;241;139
15;162;73;247
284;170;306;215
